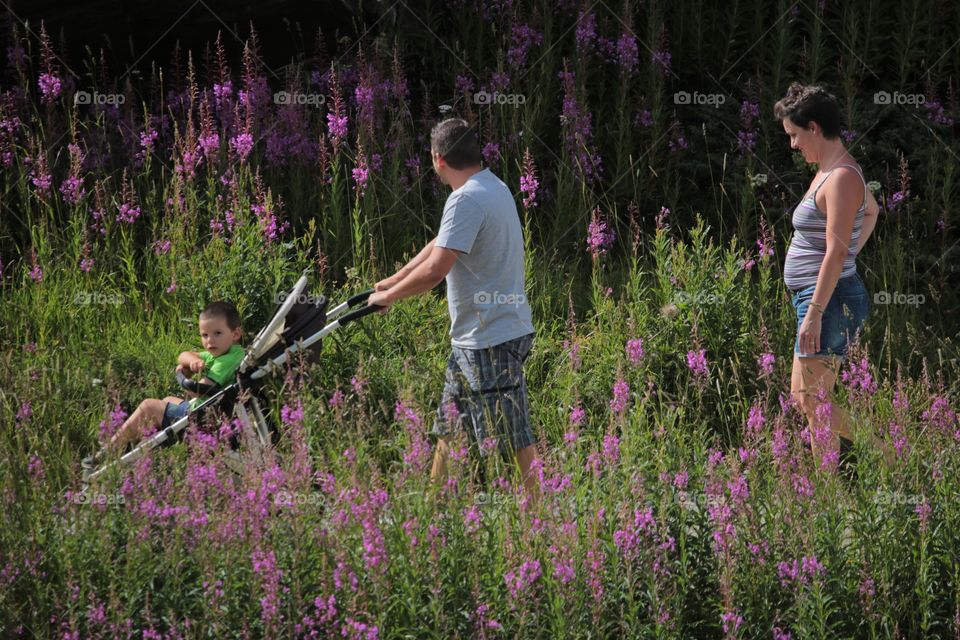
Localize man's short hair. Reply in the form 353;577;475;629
430;118;482;169
200;300;242;329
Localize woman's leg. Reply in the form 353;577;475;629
791;354;851;454
791;354;888;463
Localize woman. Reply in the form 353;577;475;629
774;83;883;465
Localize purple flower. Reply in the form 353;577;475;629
116;202;141;224
327;113;349;146
721;610;743;635
199;133;220;159
559;69;602;184
587;207;615;258
79;256;94;272
686;349;708;378
519;148;539;209
651;50;672;75
213;80;233;108
16;402;32;422
841;356;876;400
31;171;52;194
625;338;644;365
473;604;502;633
656;206;670;228
454;75;474;95
757;351;775;376
489;71;510;94
352;156;370;197
569;405;585;426
28;262;43;283
673;470;689;490
281;402;304;426
746;403;765;436
229;133;254;161
922;99;955;126
609;379;629;414
504;559;542;599
59;176;84;204
616;33;639;74
736;100;760;155
507;24;543;69
602;433;620;463
482;142;500;166
575;11;597;50
462;504;481;534
38;73;62;103
140;129;159;151
778;555;826;588
354;83;375;114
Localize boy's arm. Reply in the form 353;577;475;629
177;351;206;373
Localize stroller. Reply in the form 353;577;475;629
82;276;380;483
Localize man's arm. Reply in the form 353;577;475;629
369;242;459;308
375;239;437;291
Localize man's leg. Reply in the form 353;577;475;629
515;444;540;500
430;435;453;482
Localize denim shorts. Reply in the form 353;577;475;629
791;274;869;360
432;334;536;459
161;400;190;428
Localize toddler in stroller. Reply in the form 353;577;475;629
82;276;380;483
82;301;245;474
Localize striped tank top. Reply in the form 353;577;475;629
784;164;867;291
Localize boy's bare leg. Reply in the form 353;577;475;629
108;396;180;451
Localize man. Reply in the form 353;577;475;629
368;118;539;497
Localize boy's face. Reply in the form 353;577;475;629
198;314;242;356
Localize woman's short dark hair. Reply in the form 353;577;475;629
773;82;844;139
430;118;482;169
201;300;242;329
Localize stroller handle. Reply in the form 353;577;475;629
339;302;383;326
176;369;220;396
346;289;375;307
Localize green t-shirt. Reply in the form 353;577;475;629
188;344;245;409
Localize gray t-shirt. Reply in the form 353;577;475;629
435;168;534;349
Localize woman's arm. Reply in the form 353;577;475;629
856;188;880;252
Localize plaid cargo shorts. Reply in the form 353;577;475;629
431;333;536;458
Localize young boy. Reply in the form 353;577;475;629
83;301;244;471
